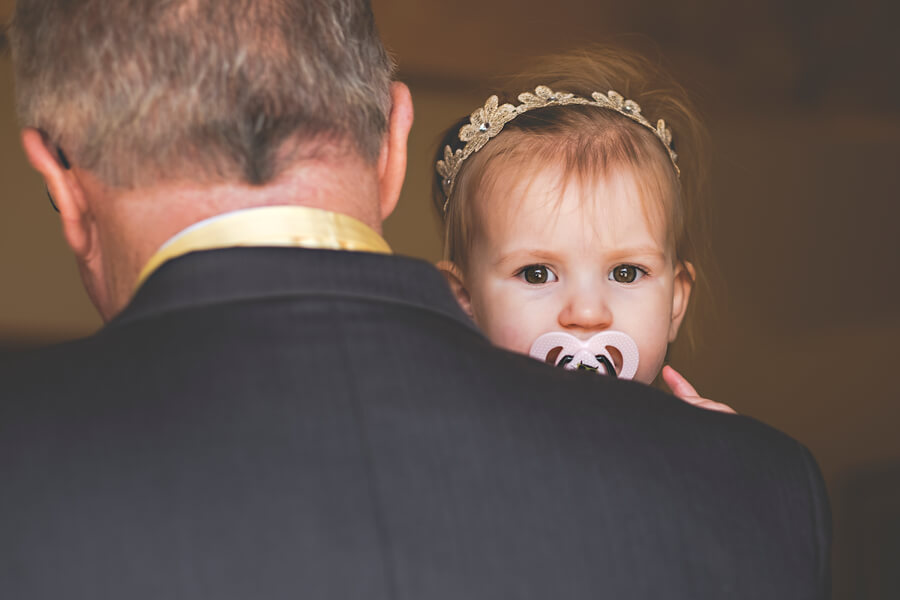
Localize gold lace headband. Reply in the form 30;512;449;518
436;85;679;212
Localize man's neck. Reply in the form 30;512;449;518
86;156;382;318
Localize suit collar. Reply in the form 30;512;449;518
136;206;392;289
109;247;481;336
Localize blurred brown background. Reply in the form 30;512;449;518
2;0;899;597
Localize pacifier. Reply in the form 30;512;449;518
528;330;640;380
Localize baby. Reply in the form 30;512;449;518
432;47;732;412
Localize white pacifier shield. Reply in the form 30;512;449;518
528;330;640;380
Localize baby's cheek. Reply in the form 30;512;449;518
633;339;668;384
489;318;535;356
627;310;676;383
636;354;665;384
473;293;536;355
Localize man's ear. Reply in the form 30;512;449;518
436;260;474;318
21;129;116;320
668;260;695;342
20;128;93;258
376;81;414;221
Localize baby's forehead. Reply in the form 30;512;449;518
475;158;671;226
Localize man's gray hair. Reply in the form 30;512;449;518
9;0;394;187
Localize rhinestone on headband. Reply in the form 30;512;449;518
436;85;679;213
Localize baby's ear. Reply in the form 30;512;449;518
436;260;474;318
668;260;695;342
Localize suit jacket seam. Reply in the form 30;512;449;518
329;300;399;600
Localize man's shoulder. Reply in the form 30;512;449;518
0;336;100;395
409;335;808;465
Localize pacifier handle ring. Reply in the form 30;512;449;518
595;355;617;379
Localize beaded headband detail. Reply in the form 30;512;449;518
435;85;679;213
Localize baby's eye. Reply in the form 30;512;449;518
609;264;647;284
517;264;557;284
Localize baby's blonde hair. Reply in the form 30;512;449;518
432;45;709;281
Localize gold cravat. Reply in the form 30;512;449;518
136;206;392;289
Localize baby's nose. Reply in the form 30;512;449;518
558;292;613;333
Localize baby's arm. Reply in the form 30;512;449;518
662;365;736;414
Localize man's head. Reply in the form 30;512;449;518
11;0;394;187
9;0;413;320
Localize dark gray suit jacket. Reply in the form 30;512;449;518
1;248;830;599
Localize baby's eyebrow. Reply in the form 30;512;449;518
606;247;668;260
494;249;559;265
493;246;670;268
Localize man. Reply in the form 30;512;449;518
2;1;829;598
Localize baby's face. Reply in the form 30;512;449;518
456;164;691;384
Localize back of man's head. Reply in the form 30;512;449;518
9;0;393;188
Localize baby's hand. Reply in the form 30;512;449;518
662;365;737;414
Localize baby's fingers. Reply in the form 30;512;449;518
690;398;738;414
662;365;737;414
662;365;700;399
